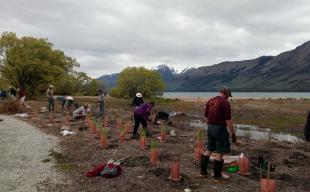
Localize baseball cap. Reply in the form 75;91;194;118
220;86;232;97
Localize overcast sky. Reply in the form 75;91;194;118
1;0;310;77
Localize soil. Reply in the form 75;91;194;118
5;98;310;192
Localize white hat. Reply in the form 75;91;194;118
49;85;54;89
66;96;73;100
136;93;142;98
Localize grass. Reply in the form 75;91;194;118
48;148;76;172
231;99;309;135
29;96;309;136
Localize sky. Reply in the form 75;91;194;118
1;0;310;78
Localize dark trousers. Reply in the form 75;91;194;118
48;98;54;112
133;114;148;136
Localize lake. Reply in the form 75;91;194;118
163;92;310;99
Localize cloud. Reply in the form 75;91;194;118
1;0;310;77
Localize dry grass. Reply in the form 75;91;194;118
0;100;26;114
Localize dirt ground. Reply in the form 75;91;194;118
6;98;310;192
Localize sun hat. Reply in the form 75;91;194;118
136;93;142;98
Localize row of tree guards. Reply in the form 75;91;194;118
84;115;182;181
44;112;275;191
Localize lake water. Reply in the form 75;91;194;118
189;120;303;143
163;92;310;99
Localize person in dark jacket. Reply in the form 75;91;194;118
304;111;310;142
131;102;154;138
132;92;144;108
9;86;16;100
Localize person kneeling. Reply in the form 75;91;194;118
73;105;88;120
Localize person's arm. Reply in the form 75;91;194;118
225;103;236;142
82;108;86;116
226;119;235;134
204;102;209;123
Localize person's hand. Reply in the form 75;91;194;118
231;133;237;143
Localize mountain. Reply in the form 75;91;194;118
97;73;118;89
168;41;310;91
99;41;310;92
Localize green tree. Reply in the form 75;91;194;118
55;72;105;96
0;32;79;97
111;67;165;98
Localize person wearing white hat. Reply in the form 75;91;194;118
46;85;54;112
65;96;74;112
132;92;144;109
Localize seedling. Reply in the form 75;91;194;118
119;127;126;144
99;127;108;148
159;125;167;142
237;153;251;176
260;162;276;192
150;139;160;165
126;122;132;133
104;116;109;127
95;120;103;136
139;129;148;149
169;155;182;181
150;139;159;149
195;128;205;149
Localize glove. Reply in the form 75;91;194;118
231;133;237;143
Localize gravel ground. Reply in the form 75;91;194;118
0;115;63;192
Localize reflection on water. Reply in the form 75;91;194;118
189;120;303;143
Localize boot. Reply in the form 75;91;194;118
200;155;210;177
212;160;229;182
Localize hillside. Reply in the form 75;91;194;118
99;41;310;92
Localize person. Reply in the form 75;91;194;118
132;102;155;138
19;88;26;107
304;111;310;142
200;86;236;182
132;92;144;108
46;85;54;112
65;96;74;112
0;90;6;101
9;86;16;100
98;89;105;115
154;111;177;125
72;105;88;120
56;96;66;112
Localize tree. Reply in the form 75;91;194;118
55;72;105;96
0;32;79;97
111;67;165;98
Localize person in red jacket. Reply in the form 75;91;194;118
200;86;236;182
19;88;26;107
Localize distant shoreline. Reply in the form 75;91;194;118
162;91;310;101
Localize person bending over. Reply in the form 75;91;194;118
131;102;154;138
72;105;88;120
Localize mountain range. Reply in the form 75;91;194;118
98;41;310;92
